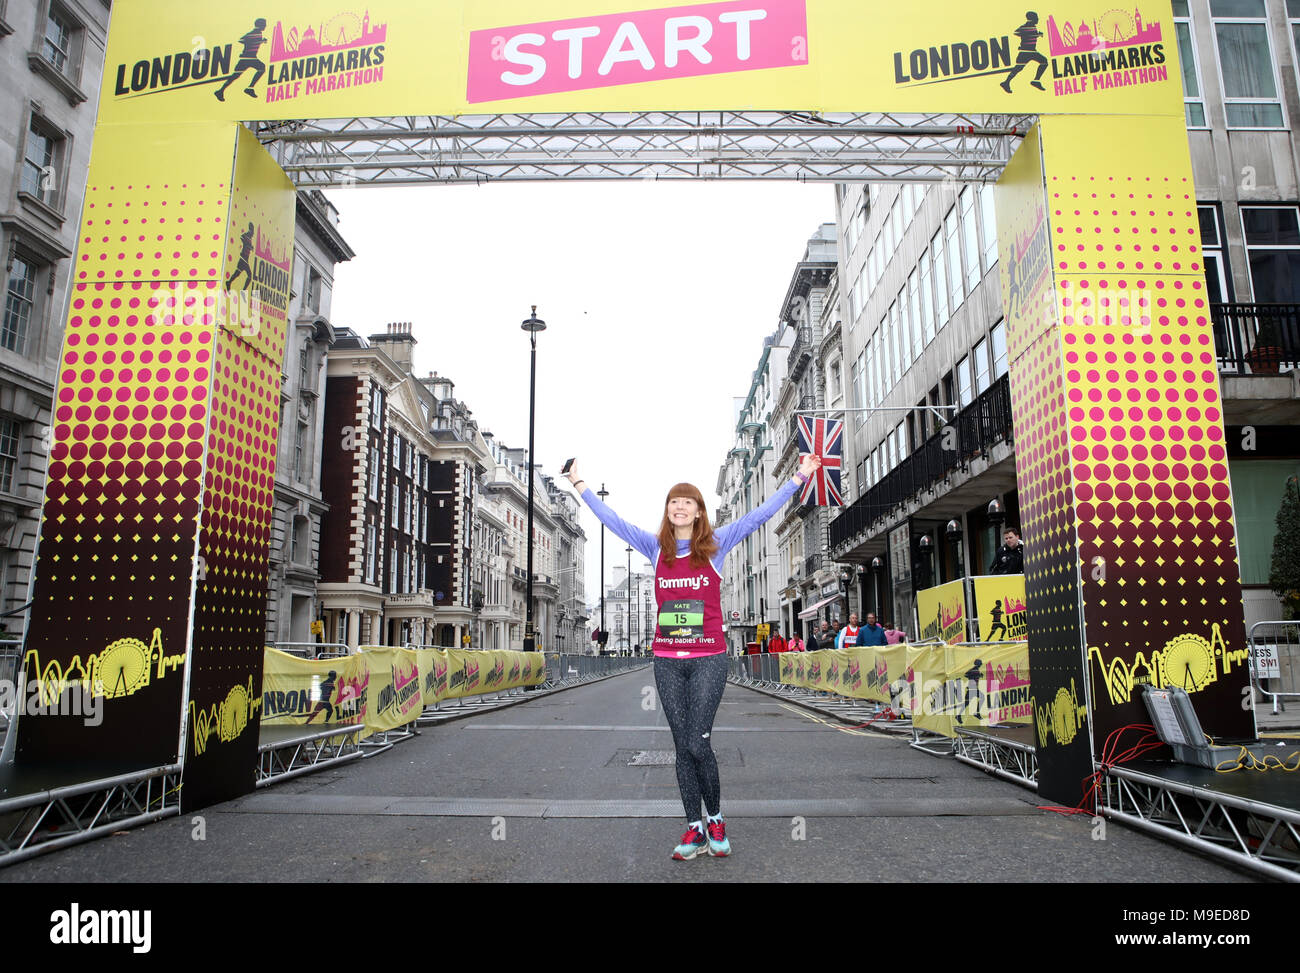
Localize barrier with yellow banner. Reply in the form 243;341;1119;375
770;642;1030;738
971;576;1028;643
262;647;546;738
910;641;1032;738
915;580;969;644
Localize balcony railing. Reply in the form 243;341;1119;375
1211;303;1300;373
829;374;1012;550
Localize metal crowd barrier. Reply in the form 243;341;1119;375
1248;621;1299;716
270;641;351;660
0;640;21;741
542;653;649;689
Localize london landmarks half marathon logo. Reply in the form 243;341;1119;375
111;9;387;106
892;7;1167;98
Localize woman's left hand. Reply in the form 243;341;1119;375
798;453;822;479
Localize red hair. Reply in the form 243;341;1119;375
657;483;717;569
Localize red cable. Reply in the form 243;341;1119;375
1038;723;1163;817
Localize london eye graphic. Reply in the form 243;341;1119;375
97;637;153;698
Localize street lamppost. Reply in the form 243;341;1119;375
871;556;884;619
946;518;965;579
626;544;633;657
597;483;608;652
521;306;546;651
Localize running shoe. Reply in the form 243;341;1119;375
671;824;708;860
706;817;731;857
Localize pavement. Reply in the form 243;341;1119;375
0;668;1265;883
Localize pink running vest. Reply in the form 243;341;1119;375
652;549;725;659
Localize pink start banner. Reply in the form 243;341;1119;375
466;0;810;103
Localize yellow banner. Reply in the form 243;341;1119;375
916;580;968;644
365;646;425;732
912;642;1033;737
98;1;1183;125
972;575;1029;643
260;648;369;727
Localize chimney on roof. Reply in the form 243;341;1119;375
369;321;417;370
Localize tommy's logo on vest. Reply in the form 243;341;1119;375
111;12;387;106
891;8;1166;98
658;574;711;591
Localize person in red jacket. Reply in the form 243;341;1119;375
767;629;787;654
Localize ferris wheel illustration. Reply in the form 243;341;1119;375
95;637;152;699
219;683;251;742
323;13;362;46
1160;633;1216;692
1096;9;1137;44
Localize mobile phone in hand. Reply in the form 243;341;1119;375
561;458;575;474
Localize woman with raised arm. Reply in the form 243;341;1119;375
565;453;821;861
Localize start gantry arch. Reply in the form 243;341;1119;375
8;0;1251;812
257;112;1033;186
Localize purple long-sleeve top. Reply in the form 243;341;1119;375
580;477;803;572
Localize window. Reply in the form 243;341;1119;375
829;360;843;406
957;355;973;408
41;4;75;74
851;352;865;427
294;420;307;478
20;115;65;209
991;321;1009;379
1199;205;1231;303
365;523;377;583
307;267;323;312
945;206;964;309
368;448;380;500
3;255;37;354
931;231;950;330
974;337;991;395
1242;206;1300;302
961;188;981;292
0;418;19;493
979;185;998;272
291;516;309;564
1175;0;1207;127
919;250;935;346
1212;0;1284;128
907;270;921;363
370;384;384;430
298;342;311;391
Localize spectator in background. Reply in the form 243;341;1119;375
768;628;787;654
835;614;862;649
788;631;805;652
990;527;1024;575
860;612;887;646
883;621;908;644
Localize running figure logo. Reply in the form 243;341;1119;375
987;599;1007;641
227;223;255;290
215;18;269;101
1000;11;1048;92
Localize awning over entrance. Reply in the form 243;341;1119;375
798;593;841;619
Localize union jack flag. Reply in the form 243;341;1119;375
796;416;843;506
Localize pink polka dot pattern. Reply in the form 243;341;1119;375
1024;112;1253;744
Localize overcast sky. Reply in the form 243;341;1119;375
328;180;836;602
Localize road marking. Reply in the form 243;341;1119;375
224;794;1038;818
777;703;895;739
463;723;824;732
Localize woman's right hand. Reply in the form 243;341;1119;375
565;460;584;490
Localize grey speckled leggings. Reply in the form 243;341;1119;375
654;653;729;822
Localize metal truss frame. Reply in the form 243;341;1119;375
909;725;954;756
1101;764;1300;882
0;764;181;868
256;725;366;788
953;727;1039;790
255;111;1034;188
